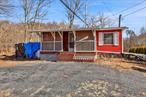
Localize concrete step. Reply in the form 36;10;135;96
73;55;95;62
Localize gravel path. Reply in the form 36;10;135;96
0;62;146;97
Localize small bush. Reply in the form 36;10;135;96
129;48;135;53
144;48;146;54
129;47;146;54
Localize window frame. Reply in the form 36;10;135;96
103;33;114;45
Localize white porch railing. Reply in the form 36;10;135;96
42;41;62;51
76;40;94;51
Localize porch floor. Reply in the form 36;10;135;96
40;51;97;62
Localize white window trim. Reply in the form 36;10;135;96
98;32;104;46
97;50;121;54
98;32;119;46
113;32;119;46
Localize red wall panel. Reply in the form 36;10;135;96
96;29;122;53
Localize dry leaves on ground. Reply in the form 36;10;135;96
0;90;15;97
96;58;141;71
67;80;135;97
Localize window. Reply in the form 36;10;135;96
104;33;114;44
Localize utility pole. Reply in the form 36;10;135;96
118;14;122;27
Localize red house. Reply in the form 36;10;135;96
30;27;127;62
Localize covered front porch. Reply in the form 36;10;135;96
40;29;97;61
41;29;96;52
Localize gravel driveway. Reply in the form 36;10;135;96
0;62;146;97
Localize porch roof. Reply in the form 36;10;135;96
28;26;128;33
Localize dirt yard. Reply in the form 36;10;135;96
0;59;146;97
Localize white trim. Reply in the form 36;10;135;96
58;31;63;51
68;31;74;52
49;32;56;51
61;31;63;52
99;32;103;46
40;50;62;52
68;32;70;52
76;40;94;42
76;50;96;53
40;32;43;51
113;32;119;46
78;36;88;42
122;31;124;53
40;50;109;53
73;31;76;52
43;41;61;43
58;31;63;39
50;32;55;39
97;50;121;54
102;44;114;45
93;30;96;52
29;26;128;33
54;32;55;51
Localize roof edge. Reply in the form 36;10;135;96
28;26;128;33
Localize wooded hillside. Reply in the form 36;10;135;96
0;20;68;55
124;28;146;51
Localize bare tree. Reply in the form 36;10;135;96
20;0;51;41
0;0;12;16
88;13;114;28
126;30;137;49
62;0;83;28
139;27;146;46
79;0;88;28
87;16;98;28
140;27;146;34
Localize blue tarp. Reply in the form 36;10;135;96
23;42;40;59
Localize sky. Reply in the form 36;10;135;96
1;0;146;35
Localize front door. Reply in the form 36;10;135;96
63;32;69;51
69;32;74;52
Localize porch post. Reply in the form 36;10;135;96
93;29;96;52
40;32;43;51
54;32;55;51
58;31;63;52
61;31;63;52
50;32;55;51
73;30;76;52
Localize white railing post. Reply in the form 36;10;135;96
58;31;63;52
40;32;43;51
54;32;55;51
93;30;96;52
73;30;76;52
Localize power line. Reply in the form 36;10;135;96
59;0;89;27
123;7;146;17
117;0;146;14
